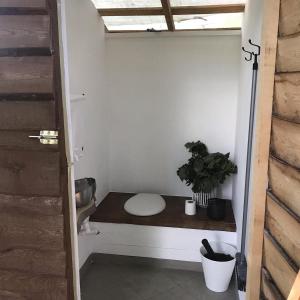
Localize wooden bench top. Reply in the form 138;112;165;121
90;192;236;232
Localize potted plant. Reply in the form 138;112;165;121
177;141;237;208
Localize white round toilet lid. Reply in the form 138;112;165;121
124;193;166;216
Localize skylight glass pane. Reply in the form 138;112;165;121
103;16;168;31
174;12;243;29
92;0;162;9
170;0;245;5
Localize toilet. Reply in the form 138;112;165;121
124;193;166;216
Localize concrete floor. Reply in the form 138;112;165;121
80;254;236;300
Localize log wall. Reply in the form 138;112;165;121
260;0;300;298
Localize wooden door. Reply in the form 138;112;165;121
0;0;75;299
247;0;300;299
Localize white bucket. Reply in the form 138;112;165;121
200;241;237;293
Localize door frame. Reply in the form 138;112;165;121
245;0;280;299
56;0;81;298
54;1;284;299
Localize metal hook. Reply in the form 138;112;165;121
242;47;253;61
248;39;261;56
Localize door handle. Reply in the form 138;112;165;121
29;130;58;145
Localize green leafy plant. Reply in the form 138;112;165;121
177;141;237;193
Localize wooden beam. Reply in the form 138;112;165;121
0;269;67;299
274;73;300;124
245;0;280;299
98;4;245;17
161;0;174;31
172;4;245;15
0;101;55;130
105;29;169;33
0;248;66;276
271;117;300;168
277;33;300;73
105;28;240;34
98;7;164;16
0;150;60;196
261;268;285;300
263;230;298;298
0;15;50;49
279;0;300;37
0;93;53;101
0;7;47;15
0;194;62;216
0;57;53;94
269;155;300;217
0;0;46;8
0;47;51;57
265;192;300;266
169;27;241;31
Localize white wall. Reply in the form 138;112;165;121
65;0;109;202
106;34;241;199
232;0;264;252
64;0;108;266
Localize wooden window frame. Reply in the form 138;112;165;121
97;3;245;33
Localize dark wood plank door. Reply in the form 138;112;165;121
0;0;75;299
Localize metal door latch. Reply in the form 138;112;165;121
29;130;59;145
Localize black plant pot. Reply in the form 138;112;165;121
207;198;226;221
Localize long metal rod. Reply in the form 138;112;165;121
240;55;259;256
236;42;261;292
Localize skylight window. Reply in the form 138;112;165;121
174;13;243;30
103;16;168;31
93;0;162;9
93;0;246;32
170;0;245;6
